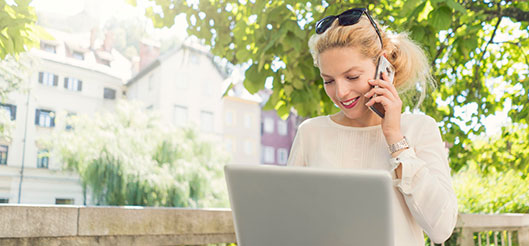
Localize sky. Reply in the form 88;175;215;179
31;0;189;40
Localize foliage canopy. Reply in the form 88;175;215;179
135;0;529;173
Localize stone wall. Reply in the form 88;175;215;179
0;205;236;246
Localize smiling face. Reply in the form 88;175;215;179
319;46;380;127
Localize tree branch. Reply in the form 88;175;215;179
431;23;463;68
476;15;502;70
467;4;529;22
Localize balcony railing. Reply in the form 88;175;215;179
0;205;527;245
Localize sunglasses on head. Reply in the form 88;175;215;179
315;8;383;49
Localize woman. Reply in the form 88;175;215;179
287;8;458;245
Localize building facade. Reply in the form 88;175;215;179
260;110;299;165
0;28;129;205
127;43;262;166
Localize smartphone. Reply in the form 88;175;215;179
369;56;395;118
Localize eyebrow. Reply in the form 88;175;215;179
321;66;363;77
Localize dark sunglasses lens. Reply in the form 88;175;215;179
338;10;363;25
316;16;336;34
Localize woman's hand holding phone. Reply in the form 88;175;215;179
364;72;404;148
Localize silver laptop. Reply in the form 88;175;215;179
224;164;394;246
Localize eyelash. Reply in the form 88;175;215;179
323;76;359;85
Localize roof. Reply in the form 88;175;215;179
126;43;230;86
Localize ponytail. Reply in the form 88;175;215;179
386;32;436;108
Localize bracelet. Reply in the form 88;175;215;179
388;136;409;154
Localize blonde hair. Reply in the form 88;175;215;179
308;16;436;108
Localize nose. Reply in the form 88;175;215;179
335;79;350;101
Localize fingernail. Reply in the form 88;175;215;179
368;79;374;83
364;93;369;97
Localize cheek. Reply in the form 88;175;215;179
323;85;336;100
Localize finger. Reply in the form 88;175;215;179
368;73;398;97
365;94;392;107
380;72;399;97
364;86;395;101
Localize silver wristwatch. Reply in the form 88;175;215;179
388;136;409;154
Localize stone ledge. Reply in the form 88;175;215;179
0;234;236;246
0;205;78;238
0;205;236;245
78;206;235;236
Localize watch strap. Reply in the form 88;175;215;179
388;136;409;154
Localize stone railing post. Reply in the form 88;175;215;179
519;228;529;246
457;228;474;246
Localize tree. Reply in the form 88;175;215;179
0;0;39;60
42;101;229;207
0;0;40;139
134;0;529;173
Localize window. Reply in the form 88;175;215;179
35;109;55;128
64;77;82;91
0;103;16;120
244;140;254;155
103;88;116;99
175;79;188;89
277;148;288;165
0;198;8;203
263;117;274;133
38;72;58;86
0;145;7;165
148;74;154;91
263;146;275;163
278;120;288;136
173;105;188;126
225;111;233;126
65;112;76;130
201;111;214;132
37;149;49;168
100;59;111;66
202;79;214;96
244;114;252;129
224;138;233;153
55;198;74;205
190;53;199;64
40;42;56;53
72;51;84;60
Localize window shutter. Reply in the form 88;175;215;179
10;105;16;120
51;114;55;127
64;77;68;88
38;72;43;84
78;80;82;91
53;75;58;86
35;109;40;125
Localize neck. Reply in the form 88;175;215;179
332;111;381;127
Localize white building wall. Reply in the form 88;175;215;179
0;29;128;205
127;45;261;165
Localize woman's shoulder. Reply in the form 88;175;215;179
401;113;441;137
297;115;331;131
401;113;438;126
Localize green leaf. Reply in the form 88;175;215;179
429;6;452;31
410;25;426;42
402;0;424;17
243;64;266;94
445;0;466;13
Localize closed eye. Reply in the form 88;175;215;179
347;76;360;80
323;80;334;85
